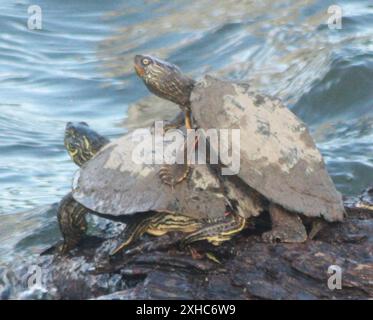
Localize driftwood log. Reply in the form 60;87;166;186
94;202;372;300
1;189;372;300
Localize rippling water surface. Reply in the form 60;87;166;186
0;0;372;265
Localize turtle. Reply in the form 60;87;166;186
133;54;346;243
56;122;256;256
53;122;188;254
52;121;109;254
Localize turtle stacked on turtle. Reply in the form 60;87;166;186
134;54;345;243
51;55;346;258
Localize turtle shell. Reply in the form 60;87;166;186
190;76;345;221
72;128;231;221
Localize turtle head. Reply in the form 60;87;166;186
134;55;195;108
64;122;109;167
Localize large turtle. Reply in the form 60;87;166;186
56;122;258;256
134;54;346;243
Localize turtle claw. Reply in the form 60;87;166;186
158;164;190;188
158;166;175;187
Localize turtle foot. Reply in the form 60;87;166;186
158;165;175;187
158;164;190;187
262;204;307;243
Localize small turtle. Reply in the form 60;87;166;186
134;55;345;243
56;122;255;256
51;122;110;254
52;122;109;254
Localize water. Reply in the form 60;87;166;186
0;0;372;266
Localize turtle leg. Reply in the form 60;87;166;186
110;212;167;256
184;110;192;130
180;213;246;248
159;112;198;187
261;204;307;243
146;213;203;235
57;192;88;254
110;213;203;256
109;213;159;256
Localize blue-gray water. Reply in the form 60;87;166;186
0;0;372;266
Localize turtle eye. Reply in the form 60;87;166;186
142;58;150;66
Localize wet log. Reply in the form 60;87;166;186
95;204;372;300
92;189;373;300
1;190;372;300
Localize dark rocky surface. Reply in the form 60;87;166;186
96;204;373;300
1;189;372;300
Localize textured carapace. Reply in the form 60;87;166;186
190;76;345;221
